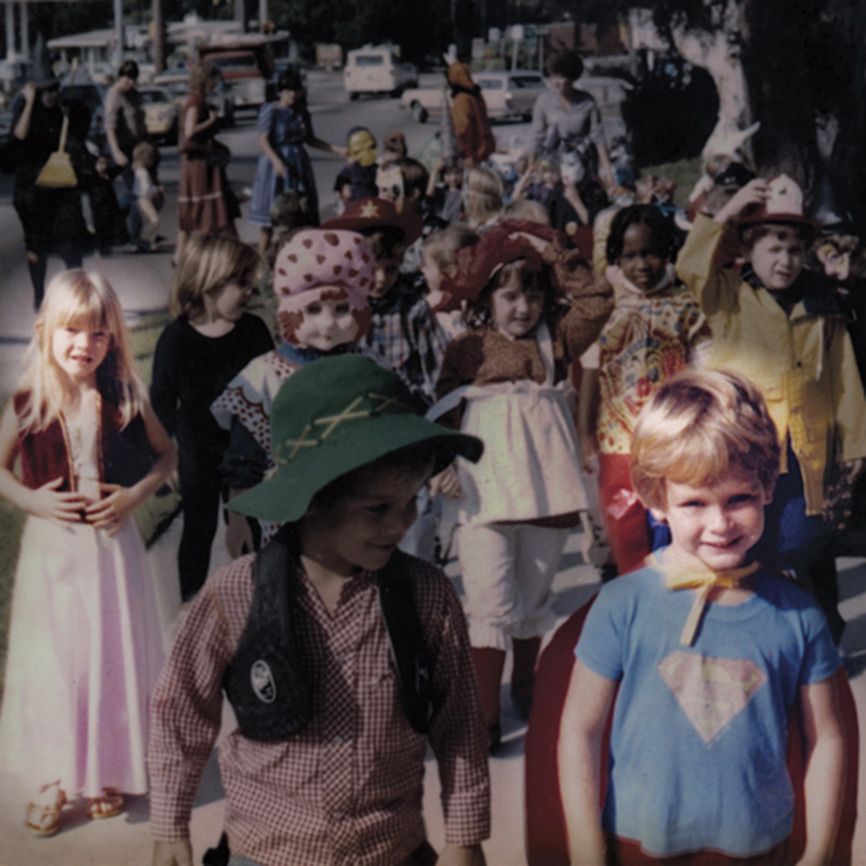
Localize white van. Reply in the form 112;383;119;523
343;45;418;99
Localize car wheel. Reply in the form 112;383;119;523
411;102;428;123
166;121;179;146
349;92;360;101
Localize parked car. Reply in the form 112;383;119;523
152;66;235;127
198;45;270;113
343;45;418;99
138;86;179;145
401;70;545;123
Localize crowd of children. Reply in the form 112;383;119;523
1;45;866;866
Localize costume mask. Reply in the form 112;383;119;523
273;229;374;344
348;129;378;168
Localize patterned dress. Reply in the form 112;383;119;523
248;102;320;226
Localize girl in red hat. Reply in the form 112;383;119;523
430;221;612;749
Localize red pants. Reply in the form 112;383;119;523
598;453;651;575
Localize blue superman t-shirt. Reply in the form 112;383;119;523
575;558;840;857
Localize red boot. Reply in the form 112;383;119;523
470;646;506;753
511;636;541;721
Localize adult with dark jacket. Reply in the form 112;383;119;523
11;75;90;309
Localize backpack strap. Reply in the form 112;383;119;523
378;550;435;735
222;526;314;740
224;536;434;740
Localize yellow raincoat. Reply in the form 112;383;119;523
676;215;866;514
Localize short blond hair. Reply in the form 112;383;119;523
421;224;478;271
631;368;780;510
172;233;260;318
464;167;503;229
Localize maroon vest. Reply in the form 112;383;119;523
14;391;152;491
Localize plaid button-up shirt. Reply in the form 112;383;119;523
361;278;451;406
148;553;490;866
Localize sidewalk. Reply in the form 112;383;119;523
1;514;864;865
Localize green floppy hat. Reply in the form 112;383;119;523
229;355;483;523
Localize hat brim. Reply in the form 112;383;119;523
737;212;818;230
229;414;482;523
323;210;423;246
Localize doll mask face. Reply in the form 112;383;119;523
348;130;378;168
279;285;367;350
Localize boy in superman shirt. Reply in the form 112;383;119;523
558;369;844;865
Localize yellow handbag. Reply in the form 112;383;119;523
35;113;78;189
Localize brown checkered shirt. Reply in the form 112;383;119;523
148;553;490;866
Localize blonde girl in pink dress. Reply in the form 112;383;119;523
0;270;175;837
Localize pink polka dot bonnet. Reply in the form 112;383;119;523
273;229;375;315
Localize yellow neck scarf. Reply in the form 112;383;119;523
652;553;760;646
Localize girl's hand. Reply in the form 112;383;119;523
27;476;88;521
152;840;193;866
271;159;287;178
429;465;462;498
22;82;37;103
84;483;137;534
225;510;255;559
713;177;769;224
580;437;598;475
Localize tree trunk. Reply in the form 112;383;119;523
668;0;753;163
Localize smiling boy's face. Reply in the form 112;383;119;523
300;462;432;575
651;471;771;572
746;225;806;292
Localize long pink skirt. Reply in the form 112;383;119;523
0;517;164;797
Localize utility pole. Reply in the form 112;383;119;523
152;0;165;74
234;0;246;33
113;0;123;69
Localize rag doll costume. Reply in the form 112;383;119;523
211;229;375;544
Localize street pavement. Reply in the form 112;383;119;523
0;70;865;866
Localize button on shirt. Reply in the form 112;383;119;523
148;553;490;866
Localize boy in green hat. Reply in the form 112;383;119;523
148;355;490;866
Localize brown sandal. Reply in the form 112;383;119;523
87;787;125;820
24;782;67;837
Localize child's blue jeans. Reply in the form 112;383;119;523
754;441;841;637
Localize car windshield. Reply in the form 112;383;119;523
354;55;385;66
511;76;542;87
139;90;169;104
478;79;504;90
210;55;258;72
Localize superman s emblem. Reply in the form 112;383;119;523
657;652;767;744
